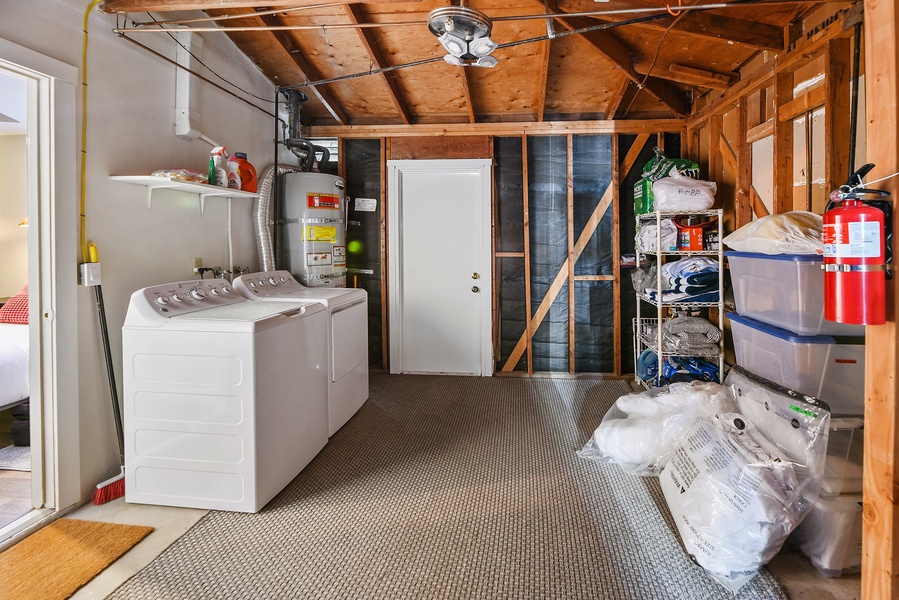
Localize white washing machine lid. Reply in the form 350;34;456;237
173;300;321;323
235;271;367;308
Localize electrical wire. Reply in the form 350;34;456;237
130;2;346;27
116;33;277;120
144;13;275;105
114;0;840;34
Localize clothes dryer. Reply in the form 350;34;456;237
122;279;328;513
233;271;368;436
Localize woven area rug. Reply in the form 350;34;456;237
0;518;153;600
110;374;788;600
0;445;30;471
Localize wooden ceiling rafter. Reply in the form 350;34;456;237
461;69;477;124
552;13;687;115
536;37;552;122
343;3;412;124
605;77;639;119
253;10;350;125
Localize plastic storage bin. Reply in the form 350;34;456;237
727;312;865;415
792;493;863;577
822;418;864;497
725;251;865;336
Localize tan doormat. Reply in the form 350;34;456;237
0;518;154;600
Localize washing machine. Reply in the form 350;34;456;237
233;270;368;436
122;278;328;513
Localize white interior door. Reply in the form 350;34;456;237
388;159;492;375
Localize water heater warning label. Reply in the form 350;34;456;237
333;245;346;267
306;252;333;266
307;193;341;210
303;225;337;242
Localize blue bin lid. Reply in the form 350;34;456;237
726;312;836;343
724;251;823;262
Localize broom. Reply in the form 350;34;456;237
91;261;126;505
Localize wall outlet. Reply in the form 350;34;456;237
193;258;203;273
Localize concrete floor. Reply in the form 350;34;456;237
62;498;861;600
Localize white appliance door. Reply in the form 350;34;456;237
331;299;368;382
388;159;492;375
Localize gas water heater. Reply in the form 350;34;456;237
277;171;347;287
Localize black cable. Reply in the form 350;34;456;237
847;21;862;180
144;12;276;105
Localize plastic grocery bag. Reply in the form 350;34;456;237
653;168;717;211
578;381;732;476
659;367;830;593
722;211;823;254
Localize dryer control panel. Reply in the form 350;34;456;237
234;270;305;297
125;279;245;324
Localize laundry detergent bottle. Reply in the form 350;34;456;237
233;152;257;192
226;154;242;190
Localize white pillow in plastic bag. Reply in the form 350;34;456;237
722;211;823;254
660;413;811;593
636;218;678;252
578;381;732;476
652;168;716;211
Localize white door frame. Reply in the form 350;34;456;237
387;159;493;375
0;37;80;544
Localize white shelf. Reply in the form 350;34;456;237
110;176;259;214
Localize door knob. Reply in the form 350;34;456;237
471;272;480;280
471;286;480;293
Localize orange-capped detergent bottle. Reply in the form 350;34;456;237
233;152;257;192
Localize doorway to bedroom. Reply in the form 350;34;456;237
0;67;33;531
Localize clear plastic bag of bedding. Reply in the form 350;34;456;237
659;367;830;593
578;381;733;476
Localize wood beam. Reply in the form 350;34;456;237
778;86;826;122
862;0;899;596
101;0;412;11
523;136;533;373
554;15;687;115
687;4;863;126
749;185;770;217
343;3;412;125
461;69;476;124
825;37;851;192
736;101;752;228
612;134;621;375
605;78;639;120
255;11;349;125
536;39;552;122
309;119;686;138
567;135;575;373
746;120;774;145
772;71;794;214
666;64;735;90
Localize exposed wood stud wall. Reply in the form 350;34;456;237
567;135;575;373
522;136;534;374
773;71;794;214
380;137;389;370
611;137;621;376
825;37;851;191
736;100;753;227
862;0;899;597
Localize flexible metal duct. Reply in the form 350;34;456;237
254;164;300;272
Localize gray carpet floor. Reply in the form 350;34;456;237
110;374;788;600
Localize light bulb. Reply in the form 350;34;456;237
468;37;497;57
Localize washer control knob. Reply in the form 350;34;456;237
190;288;207;301
209;287;220;296
221;286;232;295
155;296;169;305
171;293;184;302
268;277;279;286
257;279;266;286
280;276;288;283
249;281;259;288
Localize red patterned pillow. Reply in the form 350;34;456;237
0;285;28;324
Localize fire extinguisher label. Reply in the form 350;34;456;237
823;221;881;258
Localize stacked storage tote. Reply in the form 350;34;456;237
725;250;865;577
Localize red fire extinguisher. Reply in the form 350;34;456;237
823;164;892;325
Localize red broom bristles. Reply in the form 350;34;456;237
91;466;125;505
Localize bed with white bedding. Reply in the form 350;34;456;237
0;323;29;411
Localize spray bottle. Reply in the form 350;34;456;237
208;147;228;187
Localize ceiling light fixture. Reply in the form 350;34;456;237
428;5;498;68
